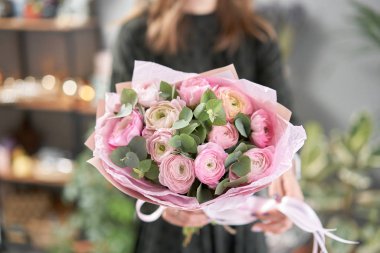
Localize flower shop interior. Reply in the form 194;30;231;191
0;0;379;253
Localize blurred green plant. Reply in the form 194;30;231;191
50;150;137;253
301;112;380;253
352;1;380;51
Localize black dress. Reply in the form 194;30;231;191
111;12;292;253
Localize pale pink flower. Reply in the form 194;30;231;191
108;110;143;148
208;122;239;149
132;79;161;107
159;155;195;194
144;98;185;130
215;86;254;121
146;129;175;163
194;142;227;188
250;109;274;148
178;77;211;107
229;146;274;183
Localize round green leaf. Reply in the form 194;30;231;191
231;155;251;177
215;178;229;195
123;152;140;168
179;122;200;135
173;119;190;130
234;113;251;138
180;134;197;153
179;106;193;122
120;88;138;107
224;176;248;188
145;162;159;181
139;159;152;173
201;89;217;103
110;146;131;168
196;183;213;203
128;136;147;160
225;151;242;168
169;135;182;148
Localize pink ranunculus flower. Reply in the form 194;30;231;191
194;142;227;188
144;98;186;130
159;155;195;194
132;79;161;107
250;109;274;148
141;128;155;139
108;110;143;148
215;86;254;121
178;77;211;107
230;146;274;183
208;122;239;150
146;129;175;163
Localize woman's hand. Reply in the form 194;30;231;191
162;208;210;227
252;163;304;234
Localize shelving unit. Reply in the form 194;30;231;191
0;173;69;187
0;15;99;251
0;18;96;32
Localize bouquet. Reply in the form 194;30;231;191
86;61;356;252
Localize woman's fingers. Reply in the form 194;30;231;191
252;217;293;234
252;209;293;234
162;208;209;227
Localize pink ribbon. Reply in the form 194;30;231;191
136;196;357;252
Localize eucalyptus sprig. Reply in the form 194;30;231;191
110;88;138;119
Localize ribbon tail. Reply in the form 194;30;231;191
324;231;359;245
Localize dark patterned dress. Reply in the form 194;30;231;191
111;12;293;253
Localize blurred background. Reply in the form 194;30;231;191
0;0;379;253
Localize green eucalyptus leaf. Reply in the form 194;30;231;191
169;135;182;148
190;134;201;145
187;179;201;197
180;134;197;153
173;119;190;130
110;104;133;119
124;152;140;168
194;103;206;119
160;81;173;100
131;168;145;179
131;168;144;179
215;178;229;195
160;81;178;100
231;155;251;177
179;122;200;135
145;162;159;181
234;142;249;153
196;183;213;204
213;114;227;126
201;89;217;103
206;99;223;113
120;88;138;107
110;146;131;168
128;136;147;160
225;151;242;168
179;106;193;122
224;176;248;188
235;113;251;138
193;124;207;144
139;159;152;173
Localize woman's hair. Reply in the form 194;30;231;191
126;0;275;55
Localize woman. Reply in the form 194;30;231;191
111;0;303;252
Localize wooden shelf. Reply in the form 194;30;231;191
0;99;96;115
0;18;96;32
0;173;70;187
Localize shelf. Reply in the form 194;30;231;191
0;18;96;32
0;173;69;187
0;99;96;115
